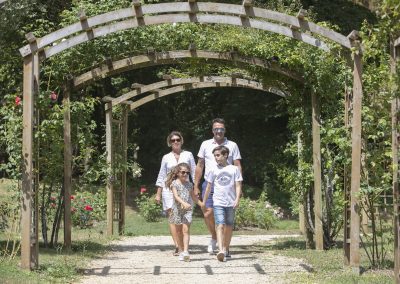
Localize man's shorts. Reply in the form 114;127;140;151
201;180;214;208
213;206;235;226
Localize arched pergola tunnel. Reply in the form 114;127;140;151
101;76;287;236
20;0;364;274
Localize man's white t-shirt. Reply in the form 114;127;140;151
205;164;243;207
197;138;241;178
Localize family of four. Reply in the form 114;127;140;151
155;118;242;262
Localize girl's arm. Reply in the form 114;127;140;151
172;186;191;209
190;188;201;206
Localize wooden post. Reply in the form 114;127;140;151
390;39;400;284
21;54;34;270
361;199;369;234
349;36;363;274
31;53;40;268
106;103;114;236
297;132;305;235
63;87;72;250
343;87;351;265
119;106;128;235
312;91;323;250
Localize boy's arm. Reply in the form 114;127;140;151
233;180;242;208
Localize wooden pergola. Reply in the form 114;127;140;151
19;0;363;274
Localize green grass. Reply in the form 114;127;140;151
263;237;394;283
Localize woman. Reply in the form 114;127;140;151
155;131;196;255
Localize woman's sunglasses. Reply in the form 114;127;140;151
179;171;190;175
170;138;181;143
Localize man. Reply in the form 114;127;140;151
194;118;242;254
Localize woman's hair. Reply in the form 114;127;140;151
165;162;190;189
166;131;184;147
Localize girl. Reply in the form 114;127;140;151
165;162;201;262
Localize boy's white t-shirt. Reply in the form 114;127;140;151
205;164;243;207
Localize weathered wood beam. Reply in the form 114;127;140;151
312;91;323;250
21;55;34;270
105;103;114;236
348;31;363;274
391;38;400;284
73;50;303;89
63;87;72;250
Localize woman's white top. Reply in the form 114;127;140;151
155;150;196;190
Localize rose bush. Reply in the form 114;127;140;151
70;191;106;228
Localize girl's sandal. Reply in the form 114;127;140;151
173;247;179;256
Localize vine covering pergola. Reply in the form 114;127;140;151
19;0;370;276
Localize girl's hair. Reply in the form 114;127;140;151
166;131;184;147
165;162;190;189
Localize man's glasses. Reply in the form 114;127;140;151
179;171;190;175
170;138;181;143
213;128;225;133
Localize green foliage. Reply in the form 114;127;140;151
235;193;277;229
135;193;162;222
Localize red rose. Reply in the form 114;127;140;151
84;205;93;211
140;186;147;194
15;96;21;106
70;195;75;200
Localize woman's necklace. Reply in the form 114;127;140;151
173;151;180;162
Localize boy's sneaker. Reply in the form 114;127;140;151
183;251;190;262
217;251;225;262
178;252;184;261
207;239;217;254
225;250;231;258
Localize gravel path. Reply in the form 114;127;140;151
78;234;310;284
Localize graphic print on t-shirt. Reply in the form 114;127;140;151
216;171;232;186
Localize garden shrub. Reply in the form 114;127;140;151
235;193;276;229
135;193;162;222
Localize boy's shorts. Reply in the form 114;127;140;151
201;181;214;208
213;206;235;226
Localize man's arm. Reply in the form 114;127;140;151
233;159;242;175
193;158;205;196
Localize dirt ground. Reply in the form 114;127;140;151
78;234;311;284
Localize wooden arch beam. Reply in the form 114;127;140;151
19;2;358;58
105;76;284;110
128;81;285;111
73;50;303;89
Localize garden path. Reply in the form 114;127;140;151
78;234;311;284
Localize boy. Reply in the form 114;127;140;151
201;145;243;262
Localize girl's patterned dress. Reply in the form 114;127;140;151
169;180;194;225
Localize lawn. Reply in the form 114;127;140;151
263;237;394;283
